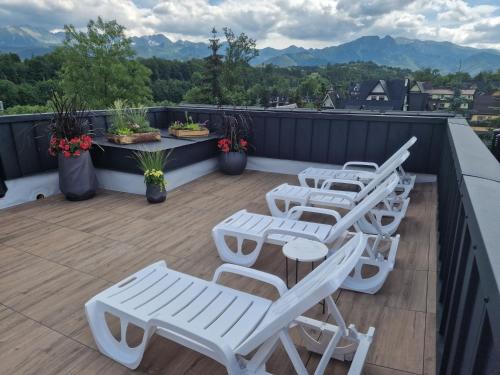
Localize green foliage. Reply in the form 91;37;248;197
169;112;207;130
3;104;51;115
1;19;500;115
59;17;152;109
133;149;173;189
109;100;155;135
297;73;330;109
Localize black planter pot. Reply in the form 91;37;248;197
146;183;167;203
58;151;97;201
219;152;247;175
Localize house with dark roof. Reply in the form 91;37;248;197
408;81;431;111
322;86;341;108
470;94;500;124
342;79;410;111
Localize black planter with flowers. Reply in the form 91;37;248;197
133;149;172;204
217;114;250;175
48;93;97;201
218;151;247;175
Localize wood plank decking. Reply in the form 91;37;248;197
0;171;437;375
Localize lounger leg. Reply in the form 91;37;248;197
85;301;152;369
265;193;289;217
340;235;400;294
357;198;409;237
293;309;374;374
212;228;263;267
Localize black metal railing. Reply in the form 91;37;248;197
437;117;500;375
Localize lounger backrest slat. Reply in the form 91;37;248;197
376;136;417;174
236;233;366;355
326;172;399;241
356;151;409;201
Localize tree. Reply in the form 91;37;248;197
203;28;224;104
59;17;152;108
0;80;19;107
152;79;190;103
297;73;330;109
221;27;258;102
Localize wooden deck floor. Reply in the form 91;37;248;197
0;171;437;375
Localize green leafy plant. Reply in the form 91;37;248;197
109;100;157;135
169;112;208;131
133;149;173;191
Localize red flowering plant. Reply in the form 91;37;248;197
48;92;93;158
217;113;251;153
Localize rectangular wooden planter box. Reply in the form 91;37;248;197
169;128;210;138
106;131;161;145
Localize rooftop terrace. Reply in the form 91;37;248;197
0;106;498;375
0;171;437;375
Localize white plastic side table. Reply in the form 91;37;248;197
282;238;328;286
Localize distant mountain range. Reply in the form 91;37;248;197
1;26;500;75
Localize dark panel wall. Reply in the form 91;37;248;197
0;105;451;180
165;105;450;174
0;107;166;180
437;119;500;375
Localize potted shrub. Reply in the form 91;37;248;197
133;150;172;203
107;100;161;144
217;113;250;175
48;93;97;201
169;112;209;138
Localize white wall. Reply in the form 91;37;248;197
1;155;435;209
246;156;436;183
0;157;219;209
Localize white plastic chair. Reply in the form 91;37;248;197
213;173;401;294
85;233;374;375
298;136;417;199
267;152;411;236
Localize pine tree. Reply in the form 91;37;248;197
203;28;223;105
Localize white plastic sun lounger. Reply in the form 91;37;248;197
86;233;374;375
213;173;400;294
298;136;417;199
267;152;411;236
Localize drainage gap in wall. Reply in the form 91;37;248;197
36;194;46;200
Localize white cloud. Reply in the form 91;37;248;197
0;0;499;49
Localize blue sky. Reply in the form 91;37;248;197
0;0;499;49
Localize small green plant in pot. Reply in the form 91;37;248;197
133;149;173;203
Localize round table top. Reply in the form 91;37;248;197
282;238;328;262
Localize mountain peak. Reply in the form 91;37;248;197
0;26;499;74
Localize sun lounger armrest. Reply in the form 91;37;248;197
213;264;288;296
306;190;356;204
286;206;342;223
342;161;379;171
263;227;323;242
320;178;365;190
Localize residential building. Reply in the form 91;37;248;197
470;94;500;124
342;79;410;110
322;86;341;108
426;88;475;111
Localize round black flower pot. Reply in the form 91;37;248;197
58;151;97;201
219;152;247;175
146;183;167;203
